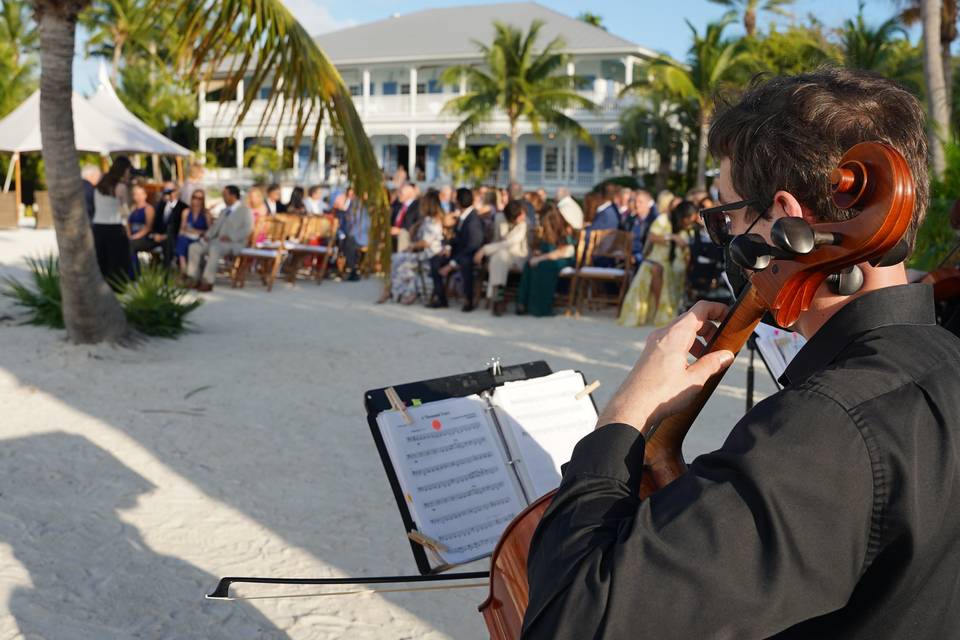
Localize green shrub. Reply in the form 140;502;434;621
910;142;960;271
113;263;202;338
1;254;64;328
2;256;201;338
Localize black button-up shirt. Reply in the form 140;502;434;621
523;284;960;639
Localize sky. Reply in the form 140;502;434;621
72;0;925;93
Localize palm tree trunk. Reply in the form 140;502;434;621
111;35;123;86
656;151;671;193
38;2;128;343
695;111;710;191
744;10;757;38
942;39;954;114
922;0;950;178
509;120;520;184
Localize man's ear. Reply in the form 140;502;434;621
772;190;811;222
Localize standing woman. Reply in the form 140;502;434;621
93;156;134;285
175;189;211;272
126;184;155;274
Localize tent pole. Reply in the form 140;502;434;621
14;152;21;216
3;153;14;192
176;157;184;183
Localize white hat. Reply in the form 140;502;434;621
557;196;584;230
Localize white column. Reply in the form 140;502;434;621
198;81;206;121
565;136;573;184
409;66;418;114
198;131;207;159
235;132;244;169
459;70;467;95
408;128;417;178
458;133;466;150
276;131;284;157
235;77;244;103
362;68;371;116
623;56;633;87
318;124;327;183
593;135;600;184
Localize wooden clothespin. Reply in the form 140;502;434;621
407;530;449;554
575;380;601;401
385;386;412;424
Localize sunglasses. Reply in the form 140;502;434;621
700;198;768;246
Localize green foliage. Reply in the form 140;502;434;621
576;12;605;30
911;142;960;271
707;0;794;37
1;254;63;328
834;3;920;92
740;23;834;76
117;57;197;133
3;256;201;337
243;145;282;181
112;264;202;338
442;143;507;187
0;0;37;119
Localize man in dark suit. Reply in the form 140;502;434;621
591;182;621;231
266;183;287;214
81;165;100;223
430;187;484;311
151;182;186;267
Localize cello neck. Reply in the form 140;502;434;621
644;285;766;467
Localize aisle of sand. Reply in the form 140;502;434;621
0;229;774;639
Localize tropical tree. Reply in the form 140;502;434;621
625;17;750;190
33;0;388;344
740;22;834;76
836;6;909;72
577;12;605;30
441;143;508;187
618;97;687;191
0;0;38;66
79;0;156;85
707;0;793;37
895;0;957;106
921;0;952;177
441;20;595;184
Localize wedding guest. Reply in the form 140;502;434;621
510;182;537;229
336;194;370;282
92;156;133;285
286;186;307;216
430;187;484;311
179;163;204;206
265;183;286;214
390;182;420;251
126;184;156;274
591;182;621;231
516;200;580;317
438;185;454;213
175;189;211;272
621;189;656;266
304;185;326;214
379;190;445;304
81;164;101;222
185;185;252;292
151;182;186;267
474;199;528;316
247;187;269;244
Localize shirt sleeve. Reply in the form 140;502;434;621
522;387;875;639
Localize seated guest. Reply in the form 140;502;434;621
510;182;537;230
304;185;326;214
175;189;211;272
286;186;307;216
390;182;420;250
185;185;252;292
81;164;101;222
668;202;700;311
621;189;657;266
126;184;156;275
379;190;445;304
473;199;528;316
591;182;621;230
247;187;269;244
336;193;370;282
150;182;186;268
438;185;454;213
265;183;286;214
516;200;580;317
618;200;694;327
430;187;484;311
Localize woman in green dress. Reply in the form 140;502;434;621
516;200;581;317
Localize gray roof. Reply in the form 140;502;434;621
314;2;653;65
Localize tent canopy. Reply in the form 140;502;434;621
0;71;190;157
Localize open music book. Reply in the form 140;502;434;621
752;322;807;383
374;370;598;567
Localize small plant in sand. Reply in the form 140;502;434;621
3;255;201;338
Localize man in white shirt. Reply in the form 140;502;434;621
151;182;186;267
305;185;326;214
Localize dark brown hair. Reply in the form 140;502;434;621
540;204;570;247
503;199;524;224
97;156;132;196
708;67;929;254
420;190;444;221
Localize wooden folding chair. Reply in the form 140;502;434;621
284;214;339;284
567;229;634;316
231;217;288;291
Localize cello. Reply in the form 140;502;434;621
478;141;916;639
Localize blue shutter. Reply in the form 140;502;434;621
603;146;614;170
382;82;397;95
577;145;594;173
426;145;441;181
499;147;510;170
525;145;542;171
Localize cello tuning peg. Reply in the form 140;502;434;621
869;239;909;267
826;265;864;296
771;217;838;255
730;233;776;271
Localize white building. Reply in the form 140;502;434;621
196;2;658;192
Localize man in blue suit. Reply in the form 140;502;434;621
591;183;622;231
430;187;484;311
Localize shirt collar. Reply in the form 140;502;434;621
779;283;936;387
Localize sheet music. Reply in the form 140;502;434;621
752;323;807;383
376;395;525;566
491;370;598;499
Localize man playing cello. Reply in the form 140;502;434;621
523;68;960;638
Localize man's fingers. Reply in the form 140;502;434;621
686;349;736;385
687;301;730;324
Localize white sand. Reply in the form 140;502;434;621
0;229;775;639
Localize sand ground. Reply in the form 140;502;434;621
0;229;775;639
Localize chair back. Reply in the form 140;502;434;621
275;213;303;239
298;214;338;243
584;229;632;267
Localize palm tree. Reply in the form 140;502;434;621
441;20;595;184
895;0;957;115
79;0;156;85
577;12;605;30
707;0;793;37
33;0;388;343
836;6;909;72
0;0;38;67
625;17;750;190
619;98;686;191
921;0;951;177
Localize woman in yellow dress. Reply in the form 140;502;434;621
618;201;698;327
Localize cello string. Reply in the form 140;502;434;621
220;582;489;601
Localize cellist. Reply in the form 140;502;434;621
523;68;960;638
